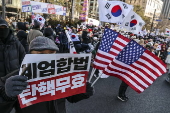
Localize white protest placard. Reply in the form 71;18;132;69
18;54;91;108
22;0;32;12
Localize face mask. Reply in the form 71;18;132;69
0;28;9;40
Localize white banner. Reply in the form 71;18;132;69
87;18;100;26
21;0;66;15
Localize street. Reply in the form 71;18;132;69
66;72;170;113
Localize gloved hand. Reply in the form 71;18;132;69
5;75;28;97
84;82;94;97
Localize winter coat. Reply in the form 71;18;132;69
17;30;29;53
0;30;25;78
58;32;68;44
82;31;91;44
43;28;55;41
27;29;43;44
14;92;91;113
159;50;167;62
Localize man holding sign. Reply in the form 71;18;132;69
5;36;94;113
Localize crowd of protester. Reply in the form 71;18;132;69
1;17;170;112
12;20;170;100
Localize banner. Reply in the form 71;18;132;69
121;10;145;34
18;54;91;108
21;0;66;15
87;18;100;26
22;0;32;12
80;0;89;20
98;0;133;23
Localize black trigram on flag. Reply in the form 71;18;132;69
105;13;111;19
105;2;111;9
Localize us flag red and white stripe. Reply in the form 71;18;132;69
93;28;130;70
103;40;167;93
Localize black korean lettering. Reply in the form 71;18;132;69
105;2;111;9
32;63;37;79
57;58;73;67
21;64;32;80
106;13;111;20
123;3;128;9
125;22;129;26
38;60;55;77
57;58;67;67
57;58;73;74
68;58;74;65
57;66;71;74
73;56;89;70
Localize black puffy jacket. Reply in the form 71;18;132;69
0;30;25;78
17;30;29;53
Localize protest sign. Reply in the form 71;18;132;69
18;54;91;108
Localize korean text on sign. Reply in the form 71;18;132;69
18;54;91;108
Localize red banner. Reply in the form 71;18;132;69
18;71;88;108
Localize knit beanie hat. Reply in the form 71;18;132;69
43;28;54;37
29;36;59;52
0;19;9;28
17;22;26;31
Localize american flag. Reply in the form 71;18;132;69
103;40;167;93
93;28;130;70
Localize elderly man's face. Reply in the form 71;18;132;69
31;50;56;54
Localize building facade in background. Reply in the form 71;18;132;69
161;0;170;19
0;0;21;18
88;0;98;20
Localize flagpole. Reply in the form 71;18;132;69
91;72;102;86
150;9;156;35
88;68;96;82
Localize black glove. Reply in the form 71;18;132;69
5;75;28;97
66;82;94;103
84;82;94;98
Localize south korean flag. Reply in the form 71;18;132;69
34;14;46;25
98;0;133;23
121;10;145;34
